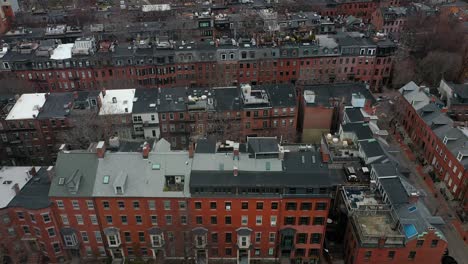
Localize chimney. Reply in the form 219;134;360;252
233;166;238;177
28;167;37;177
47;166;55;182
408;192;419;204
233;143;239;159
378;236;387;248
188;142;195;158
59;144;68;152
142;142;150;159
96;141;106;158
12;183;20;195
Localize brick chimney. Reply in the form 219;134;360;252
233;143;239;159
12;183;20;195
96;141;106;158
142;142;151;159
47;166;55;182
28;167;37;177
188;142;195;158
233;166;238;177
408;192;419;204
378;236;387;248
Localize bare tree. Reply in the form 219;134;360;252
418;51;462;87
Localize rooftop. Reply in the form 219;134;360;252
132;89;159;114
5;93;47;120
99;89;136;115
37;93;74;119
8;167;52;210
0;166;38;208
303;83;374;106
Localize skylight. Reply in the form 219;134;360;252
58;178;65;185
103;175;110;184
152;164;161;170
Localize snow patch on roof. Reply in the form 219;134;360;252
99;89;136;115
50;43;74;60
0;167;37;209
6;93;47;120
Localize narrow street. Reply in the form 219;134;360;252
375;94;468;264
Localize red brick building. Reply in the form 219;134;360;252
0;32;397;93
396;81;468;211
45;137;344;263
0;166;65;264
342;164;448;264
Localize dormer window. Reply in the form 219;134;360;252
443;136;448;145
457;152;463;161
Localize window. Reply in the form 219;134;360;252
256;202;264;210
196;216;203;224
52;242;61;254
47;227;56;237
225;232;232;243
313;217;324;225
211;216;218;225
181;215;187;225
431;239;439;247
108;234;120;246
118;201;125;209
210;202;217;209
195;202;202;209
76;215;84;225
296;233;307;244
148;200;156;210
416;239;424;247
165;215;172;225
60;215;69;225
225;202;232;210
255;232;261;243
299;217;310;225
95;231;103;243
256;216;262;225
139;232;145;242
225;216;232;225
121;215;128;224
295;248;306;257
86;200;94;209
23;226;31;234
90;215;98;225
17;211;25;220
178;201;187;210
103;201;110;209
269;232;276;243
164;200;171;210
56;200;64;209
241;202;248;209
42;213;51;223
270;202;279;210
315;202;327;210
408;251;416;260
310;233;321;244
151;215;157;225
241;216;248;225
106;216;113;224
133;201;140;209
300;202;312;210
72;200;80;209
286;202;297;210
364;251;372;260
225;248;232;256
284;217;295;225
388;251;395;260
270;216;277;227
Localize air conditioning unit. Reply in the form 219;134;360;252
175;176;183;184
226;205;231;210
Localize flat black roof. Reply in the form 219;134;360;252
304;83;375;106
133;89;159;114
8;167;52;210
37;93;74;119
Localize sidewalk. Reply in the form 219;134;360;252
389;128;468;262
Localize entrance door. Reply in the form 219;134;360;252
239;249;249;264
196;250;207;264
